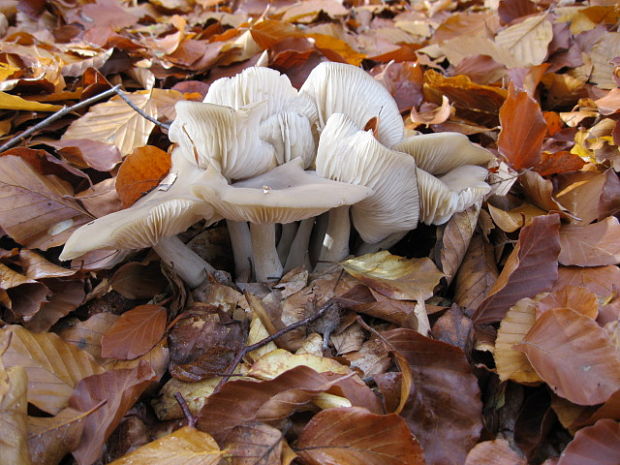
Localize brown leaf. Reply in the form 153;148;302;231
454;234;499;310
110;261;169;300
69;361;157;465
556;169;620;224
338;285;418;328
59;312;119;363
431;306;473;353
518;309;620;405
1;325;103;414
0;155;92;249
384;328;483;465
107;426;222;465
498;84;546;170
115;145;172;208
25;279;86;332
536;285;598;319
494;298;543;383
518;170;568;213
45;139;122;172
370;61;424;113
18;250;75;279
494;13;553;67
342;251;444;302
297;407;425;465
196;366;380;442
559;216;620;266
308;33;366;66
474;214;560;324
534;151;585;177
0;358;30;465
225;423;283;465
556;419;620;465
62;92;157;156
464;438;526;465
100;305;167;360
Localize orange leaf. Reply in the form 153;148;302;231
474;214;561;324
534;151;585;177
498;84;546;170
250;19;301;49
297;407;425;465
100;305;167;360
115;145;171;208
308;33;366;66
465;439;526;465
518;308;620;405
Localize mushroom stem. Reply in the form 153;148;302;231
284;218;314;272
250;223;283;282
226;220;252;282
277;222;298;263
153;235;215;288
315;206;350;271
356;231;407;255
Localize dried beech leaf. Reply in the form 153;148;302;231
497;85;546;171
474;214;560;324
488;202;546;233
297;407;425;465
342;251;444;302
518;309;620;405
384;328;483;465
59;313;119;363
494;298;543;383
0;155;92;250
0;91;61;111
454;234;498;310
0;361;30;465
115;145;172;208
107;426;222;465
1;325;103;414
556;169;620;224
249;349;351;380
494;14;553;66
536;285;598;319
556;419;620;465
435;203;480;284
464;439;526;465
25;279;86;332
69;361;157;465
62;92;157;156
225;422;284;465
100;305;168;360
559;216;620;266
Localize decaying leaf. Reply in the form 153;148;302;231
454;234;499;310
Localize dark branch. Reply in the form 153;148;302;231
112;87;170;130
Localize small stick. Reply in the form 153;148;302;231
214;300;341;393
0;84;123;152
174;392;196;428
112;87;170;130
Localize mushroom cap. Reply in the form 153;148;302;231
394;132;492;175
300;62;404;147
59;150;215;261
204;66;317;124
192;158;373;224
168;100;276;180
316;113;419;244
259;111;315;169
416;165;490;225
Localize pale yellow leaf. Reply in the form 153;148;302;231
0;351;31;465
62;92;157;155
108;426;222;465
495;14;553;67
590;32;620;90
249;349;350;380
494;298;543;383
0;92;61;111
0;325;104;414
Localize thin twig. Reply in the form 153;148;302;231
214;300;341;393
174;392;196;428
0;84;123;152
112;87;170;130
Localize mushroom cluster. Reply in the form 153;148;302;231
60;62;491;286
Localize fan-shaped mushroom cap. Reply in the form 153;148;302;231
168;100;276;180
394;132;492;175
192;158;372;224
59;150;215;261
204;66;317;124
416;165;490;225
259;112;315;168
300;62;404;147
316;113;418;244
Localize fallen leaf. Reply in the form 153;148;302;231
107;426;222;465
110;261;168;299
248;348;350;380
494;13;553;67
384;328;483;465
115;145;172;208
559;216;620;266
536;285;598;319
342;251;444;302
0;353;30;465
518;309;620;405
297;407;425;465
454;234;499;310
25;279;86;332
0;91;61;111
100;305;167;360
464;439;526;465
497;84;546;171
1;325;103;414
152;376;220;421
494;298;543;383
69;361;157;465
224;422;283;465
59;312;119;363
62;92;157;156
431;306;473;353
474;214;560;324
556;419;620;465
488;202;546;233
